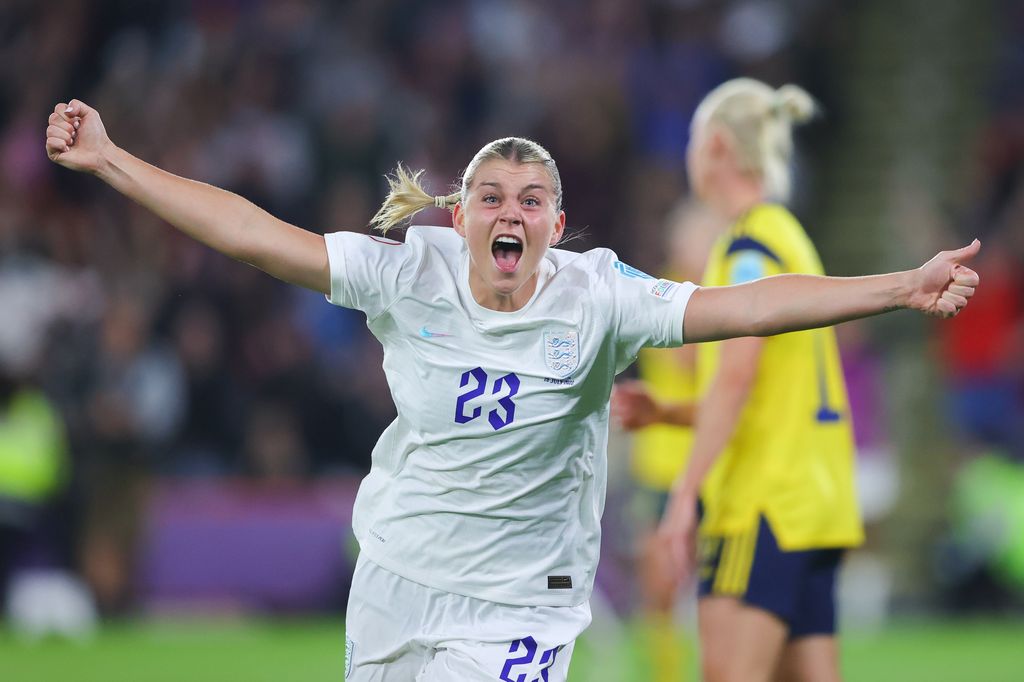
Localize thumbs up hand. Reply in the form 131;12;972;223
909;240;981;318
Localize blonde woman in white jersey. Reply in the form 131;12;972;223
46;99;978;681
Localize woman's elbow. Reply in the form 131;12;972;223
736;299;775;337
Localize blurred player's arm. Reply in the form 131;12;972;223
611;381;695;429
658;336;762;579
681;241;980;344
670;337;761;497
45;100;329;294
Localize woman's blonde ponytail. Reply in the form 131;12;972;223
369;164;458;235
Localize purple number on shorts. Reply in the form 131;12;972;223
536;645;562;681
499;636;537;682
499;638;562;682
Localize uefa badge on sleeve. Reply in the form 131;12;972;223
544;330;579;379
649;278;679;300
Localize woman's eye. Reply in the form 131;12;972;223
523;197;539;207
483;195;498;204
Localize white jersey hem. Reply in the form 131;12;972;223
357;537;589;608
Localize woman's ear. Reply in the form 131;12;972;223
707;125;736;164
707;128;726;160
452;202;466;237
549;211;567;246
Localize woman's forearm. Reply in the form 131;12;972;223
98;144;260;261
95;144;329;292
684;271;914;343
745;271;913;335
657;401;696;428
682;240;980;344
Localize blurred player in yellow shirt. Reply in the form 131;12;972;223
614;79;863;682
614;200;720;682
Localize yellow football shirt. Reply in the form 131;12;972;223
697;204;864;550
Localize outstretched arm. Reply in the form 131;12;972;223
681;241;981;344
45;100;329;294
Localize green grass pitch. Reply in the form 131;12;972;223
2;618;1022;681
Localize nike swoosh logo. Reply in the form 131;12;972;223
419;326;454;339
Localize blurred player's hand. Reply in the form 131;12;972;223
45;99;113;174
611;380;661;431
657;489;699;587
910;240;981;318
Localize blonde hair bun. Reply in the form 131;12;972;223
695;78;817;201
773;84;816;124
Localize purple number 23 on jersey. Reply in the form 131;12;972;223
454;367;520;430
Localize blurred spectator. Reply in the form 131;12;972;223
937;237;1024;456
242;401;309;483
0;369;68;610
165;295;241;476
941;1;1024;457
77;293;183;613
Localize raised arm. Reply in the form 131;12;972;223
45;100;330;294
681;241;981;344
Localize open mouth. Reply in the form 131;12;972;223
491;235;523;273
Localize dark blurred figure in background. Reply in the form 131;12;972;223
165;295;242;476
242;400;309;483
75;293;183;614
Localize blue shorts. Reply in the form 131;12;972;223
697;515;842;639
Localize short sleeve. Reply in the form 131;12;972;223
324;231;423;319
723;235;785;284
605;256;698;369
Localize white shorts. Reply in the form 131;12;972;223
345;554;592;681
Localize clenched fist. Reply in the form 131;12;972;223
45;99;113;175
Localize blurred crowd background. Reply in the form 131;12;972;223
1;0;1022;639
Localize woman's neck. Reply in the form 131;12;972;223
467;268;539;312
709;177;765;222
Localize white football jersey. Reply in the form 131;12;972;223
325;226;697;606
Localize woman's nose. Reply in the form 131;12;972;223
498;210;522;225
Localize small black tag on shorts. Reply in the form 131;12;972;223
548;575;573;589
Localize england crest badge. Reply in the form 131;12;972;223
544;330;579;378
